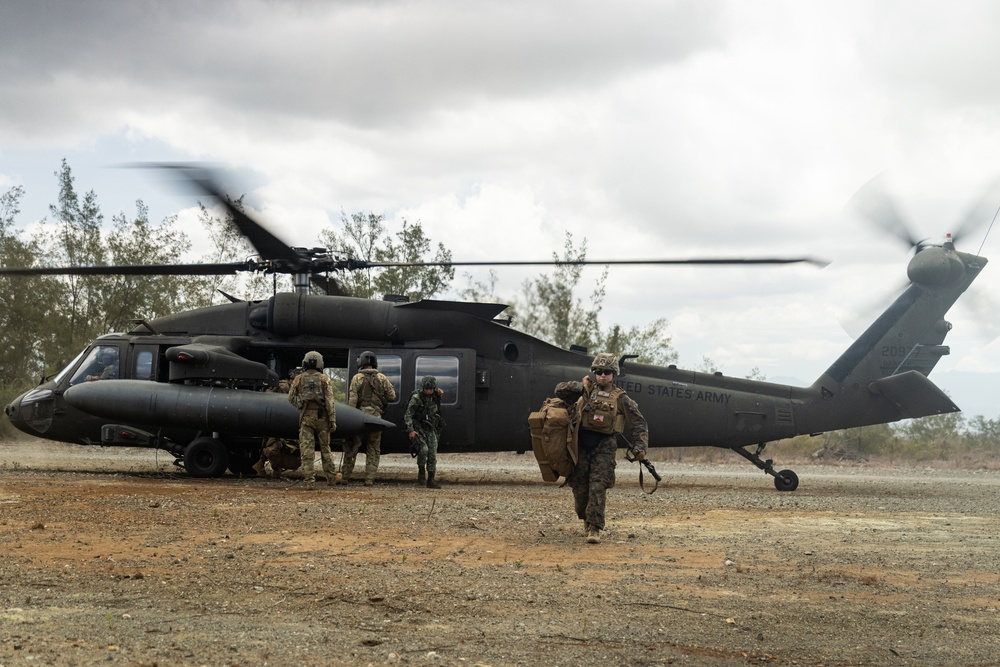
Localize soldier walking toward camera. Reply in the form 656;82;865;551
404;375;445;488
287;351;337;490
343;351;396;486
557;352;648;544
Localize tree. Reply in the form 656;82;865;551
0;185;53;385
893;412;966;460
458;269;500;303
26;161;216;370
189;198;290;306
101;202;199;330
508;232;677;365
319;212;454;301
40;159;107;359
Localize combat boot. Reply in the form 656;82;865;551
426;472;441;489
304;479;316;491
417;468;426;485
586;526;601;544
363;479;374;487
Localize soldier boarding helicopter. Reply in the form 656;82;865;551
2;167;989;490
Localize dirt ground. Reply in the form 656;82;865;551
2;439;1000;667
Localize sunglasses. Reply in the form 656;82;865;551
592;369;613;376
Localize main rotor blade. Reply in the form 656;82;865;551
353;257;830;268
0;263;250;277
150;164;302;264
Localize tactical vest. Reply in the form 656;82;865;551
357;371;383;409
409;391;442;430
581;386;626;435
297;371;326;404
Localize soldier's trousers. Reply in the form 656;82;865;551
341;430;383;482
567;436;617;531
415;429;439;475
298;414;336;482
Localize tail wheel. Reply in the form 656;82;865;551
183;437;229;478
774;469;799;492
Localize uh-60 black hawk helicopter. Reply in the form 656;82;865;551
2;168;990;490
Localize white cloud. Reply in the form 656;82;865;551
2;0;1000;401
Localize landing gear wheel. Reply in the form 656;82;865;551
774;469;798;492
183;437;229;478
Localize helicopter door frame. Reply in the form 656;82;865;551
350;347;476;450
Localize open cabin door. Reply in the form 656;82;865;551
349;348;476;452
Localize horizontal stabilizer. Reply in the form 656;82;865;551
869;371;959;418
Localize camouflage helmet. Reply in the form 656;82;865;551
356;350;378;368
590;352;619;375
421;375;438;390
302;350;325;371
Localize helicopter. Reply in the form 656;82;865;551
1;167;989;490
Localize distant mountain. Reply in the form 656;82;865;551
930;371;1000;421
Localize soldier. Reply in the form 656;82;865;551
253;376;300;477
343;351;397;486
404;375;445;489
286;351;337;490
85;347;119;382
556;352;648;544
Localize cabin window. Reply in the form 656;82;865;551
375;354;402;404
134;349;155;381
414;355;459;406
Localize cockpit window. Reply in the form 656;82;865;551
69;345;121;386
52;348;88;386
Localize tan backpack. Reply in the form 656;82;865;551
527;397;580;482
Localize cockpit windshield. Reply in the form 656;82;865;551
51;348;88;387
67;345;121;386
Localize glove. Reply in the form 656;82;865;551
632;449;646;461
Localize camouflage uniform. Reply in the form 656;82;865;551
344;367;396;484
287;360;337;488
254;379;300;477
404;376;444;488
557;353;648;542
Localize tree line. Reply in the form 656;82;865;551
3;161;999;463
0;161;673;398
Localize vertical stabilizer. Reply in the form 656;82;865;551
803;246;986;430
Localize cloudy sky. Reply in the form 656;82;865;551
3;0;1000;415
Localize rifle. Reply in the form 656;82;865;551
409;432;423;458
616;433;661;494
